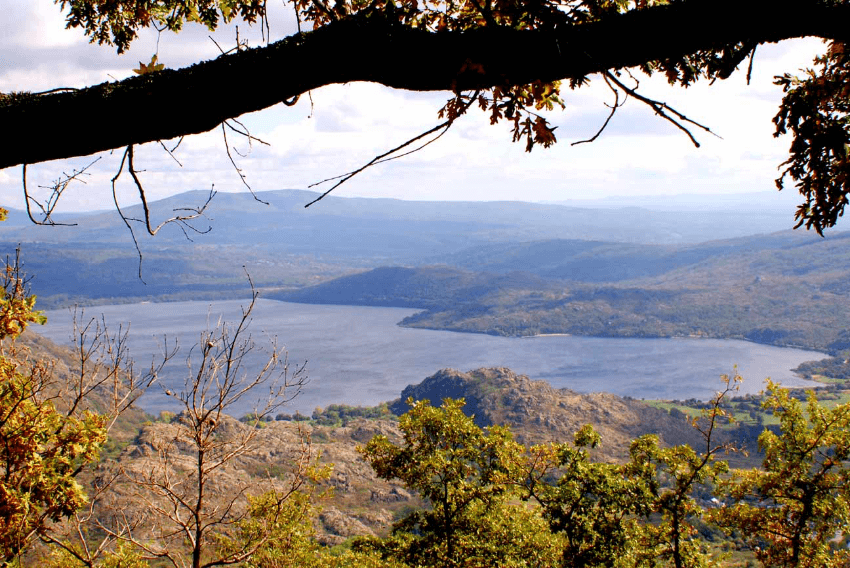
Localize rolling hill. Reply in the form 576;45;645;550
274;230;850;353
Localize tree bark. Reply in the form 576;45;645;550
1;0;847;170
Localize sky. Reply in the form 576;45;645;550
0;0;829;215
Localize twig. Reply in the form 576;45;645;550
294;0;303;34
210;26;250;57
111;147;146;281
746;45;758;85
221;120;270;205
21;158;100;226
261;0;270;43
604;70;721;147
111;145;216;279
159;140;183;167
572;73;623;146
305;91;480;207
209;35;226;55
304;121;451;207
224;118;270;147
126;146;156;235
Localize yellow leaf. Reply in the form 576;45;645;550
133;54;165;75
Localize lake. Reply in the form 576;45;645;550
40;299;825;417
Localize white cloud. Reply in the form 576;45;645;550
0;0;79;49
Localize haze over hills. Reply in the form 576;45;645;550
1;188;810;252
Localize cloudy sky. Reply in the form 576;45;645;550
0;0;827;214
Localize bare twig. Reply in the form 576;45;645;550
21;158;100;226
111;147;146;281
306;120;451;202
604;71;721;147
210;26;250;57
746;45;758;85
572;73;624;146
224;119;270;148
110;145;216;278
261;0;270;44
293;0;303;34
305;90;480;207
209;35;226;55
66;308;173;431
159;140;184;167
221;121;271;205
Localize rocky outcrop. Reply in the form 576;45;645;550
111;415;415;544
391;367;702;459
103;367;713;543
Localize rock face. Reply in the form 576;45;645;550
103;367;709;544
111;415;417;544
391;367;702;459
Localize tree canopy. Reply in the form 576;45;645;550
355;385;850;568
0;0;848;230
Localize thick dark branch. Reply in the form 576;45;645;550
1;0;847;169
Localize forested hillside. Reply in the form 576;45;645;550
276;230;850;353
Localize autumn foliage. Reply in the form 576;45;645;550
0;231;107;564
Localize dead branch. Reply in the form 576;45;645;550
110;145;216;279
66;308;174;432
159;140;184;167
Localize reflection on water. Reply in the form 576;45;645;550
40;299;825;416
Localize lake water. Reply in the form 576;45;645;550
40;299;826;417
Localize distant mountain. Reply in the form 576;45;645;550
5;188;817;308
2;188;812;254
427;230;836;282
545;190;804;213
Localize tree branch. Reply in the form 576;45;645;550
1;0;847;170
